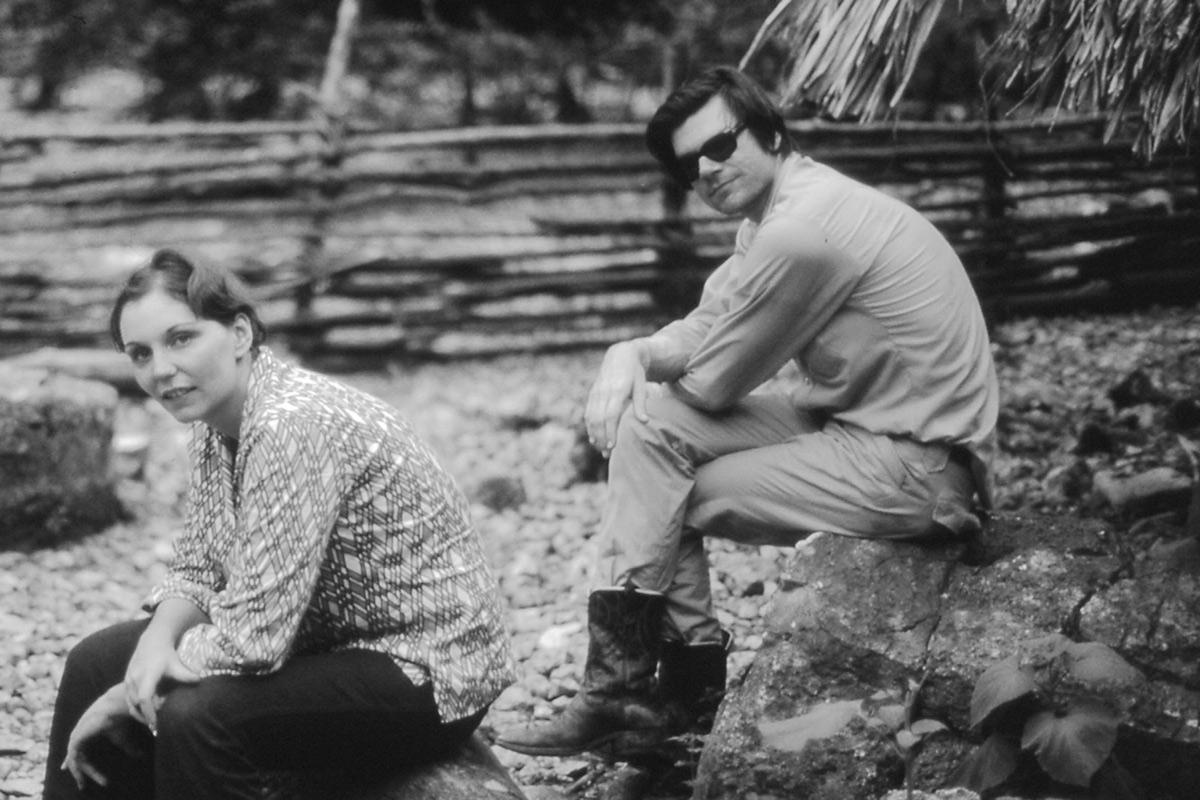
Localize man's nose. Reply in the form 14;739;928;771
697;156;721;180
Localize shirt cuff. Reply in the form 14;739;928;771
141;580;213;617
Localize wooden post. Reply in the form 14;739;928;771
296;0;360;328
651;35;701;315
979;111;1012;276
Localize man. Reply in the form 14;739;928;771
497;66;998;758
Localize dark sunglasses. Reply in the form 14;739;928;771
675;123;747;184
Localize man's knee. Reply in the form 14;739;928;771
612;393;707;458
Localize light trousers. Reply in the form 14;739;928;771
598;392;977;644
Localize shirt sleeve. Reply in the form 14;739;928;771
176;418;343;675
142;427;224;616
671;219;866;411
640;253;738;382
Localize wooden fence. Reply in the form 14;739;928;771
1;116;1197;365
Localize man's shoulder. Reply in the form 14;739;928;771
752;210;835;252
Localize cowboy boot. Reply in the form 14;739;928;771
496;586;669;758
658;630;730;735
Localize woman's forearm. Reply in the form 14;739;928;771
143;597;209;646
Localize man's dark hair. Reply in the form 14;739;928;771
646;66;793;185
109;248;267;350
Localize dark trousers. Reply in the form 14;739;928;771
43;619;484;800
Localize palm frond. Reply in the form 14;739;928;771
743;0;1200;156
739;0;949;119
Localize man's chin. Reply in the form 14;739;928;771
701;192;738;216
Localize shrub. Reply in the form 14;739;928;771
950;634;1146;799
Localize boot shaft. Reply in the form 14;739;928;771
658;632;730;732
583;586;666;698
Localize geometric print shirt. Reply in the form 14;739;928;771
144;347;514;721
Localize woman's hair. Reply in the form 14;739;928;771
646;65;793;185
109;249;267;350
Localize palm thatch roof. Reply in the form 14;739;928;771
741;0;1199;156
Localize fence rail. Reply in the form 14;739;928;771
1;116;1197;365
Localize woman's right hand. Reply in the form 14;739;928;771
62;684;142;790
123;631;198;734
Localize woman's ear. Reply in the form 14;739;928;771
232;313;254;357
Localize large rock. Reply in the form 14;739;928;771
695;514;1200;800
1;347;139;395
0;365;123;548
292;734;527;799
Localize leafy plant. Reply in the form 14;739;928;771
950;635;1145;799
863;677;947;800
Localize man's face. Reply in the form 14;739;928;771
671;95;779;220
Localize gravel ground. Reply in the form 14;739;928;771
4;303;1200;799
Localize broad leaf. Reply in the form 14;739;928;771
1063;641;1144;687
970;655;1038;729
1021;700;1119;787
874;703;907;731
947;732;1019;793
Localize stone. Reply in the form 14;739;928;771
294;734;527;799
695;514;1200;800
1;347;139;395
0;365;123;548
1092;467;1193;516
471;475;527;512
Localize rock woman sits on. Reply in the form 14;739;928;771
42;249;513;800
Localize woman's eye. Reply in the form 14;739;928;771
127;349;149;364
169;332;194;347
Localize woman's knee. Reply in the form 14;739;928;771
62;619;146;685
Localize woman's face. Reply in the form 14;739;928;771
118;288;253;437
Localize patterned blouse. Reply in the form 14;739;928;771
144;348;514;721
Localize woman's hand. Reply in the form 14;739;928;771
585;341;651;457
62;684;144;790
124;630;199;734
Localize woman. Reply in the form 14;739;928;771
42;249;513;800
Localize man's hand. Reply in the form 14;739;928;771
585;340;651;457
124;630;199;734
62;684;145;790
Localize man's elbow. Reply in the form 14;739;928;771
672;379;738;413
